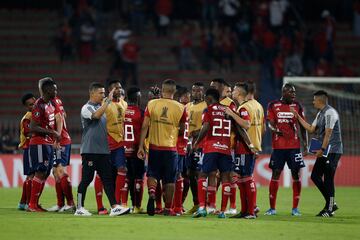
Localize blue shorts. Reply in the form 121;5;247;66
269;149;305;171
201;152;233;174
110;147;127;169
185;149;203;171
126;157;145;180
233;154;255;176
23;148;34;176
53;144;71;167
177;154;186;174
147;149;177;184
29;144;54;173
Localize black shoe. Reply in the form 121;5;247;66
330;204;339;214
230;212;247;218
147;197;155;216
321;210;334;217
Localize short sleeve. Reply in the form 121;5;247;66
144;106;150;117
266;103;275;121
325;109;338;129
239;107;250;121
32;105;43;124
22;119;31;135
202;109;210;123
81;105;94;120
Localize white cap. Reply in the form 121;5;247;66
321;10;330;18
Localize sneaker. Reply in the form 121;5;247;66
330;204;339;214
147;197;155;216
74;207;92;216
132;207;145;214
230;212;247;218
164;208;178;216
154;208;163;214
316;209;327;217
244;214;257;219
173;208;183;216
319;210;333;217
291;208;301;216
98;208;109;215
254;206;260;215
37;205;48;212
59;205;76;213
192;208;207;218
47;205;62;212
18;203;26;211
186;205;199;214
225;208;237;215
109;205;130;216
206;207;218;215
27;205;47;212
218;212;226;219
264;208;276;216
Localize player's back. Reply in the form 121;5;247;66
242;99;264;152
186;101;207;135
105;98;128;142
146;98;185;149
203;103;232;155
19;111;32;149
124;105;143;157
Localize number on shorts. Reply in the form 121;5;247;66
294;153;303;162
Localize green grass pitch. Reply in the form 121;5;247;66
0;187;359;240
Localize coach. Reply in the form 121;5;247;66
291;90;343;217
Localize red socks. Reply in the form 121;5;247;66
237;179;247;214
197;178;207;208
55;180;64;207
94;174;104;210
173;178;184;212
182;177;190;205
269;179;279;209
293;180;301;209
29;177;44;209
221;182;231;212
60;174;74;206
25;179;32;204
230;175;238;209
134;179;143;207
245;177;256;215
115;171;128;205
207;185;216;209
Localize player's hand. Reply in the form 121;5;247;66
274;128;283;136
186;142;193;155
224;107;234;117
315;149;323;158
51;130;61;141
53;141;61;149
108;88;115;101
290;107;299;119
137;147;146;160
192;142;199;153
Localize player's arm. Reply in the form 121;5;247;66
54;113;63;142
267;103;283;136
91;89;115;120
137;115;150;160
290;107;316;133
316;109;337;157
193;122;209;150
30;119;59;138
22;119;32;138
225;107;250;130
267;120;283;136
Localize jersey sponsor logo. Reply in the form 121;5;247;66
160;106;168;118
277;112;294;119
34;111;40;117
212;141;229;150
273;103;281;107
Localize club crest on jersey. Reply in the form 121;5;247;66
277;112;294;119
160;107;168;118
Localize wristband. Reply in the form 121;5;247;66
321;147;326;152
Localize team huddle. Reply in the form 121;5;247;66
17;76;343;218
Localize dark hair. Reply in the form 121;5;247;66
108;79;121;88
211;78;225;85
193;82;204;87
89;82;105;92
205;88;220;101
235;82;249;94
313;90;328;97
247;81;256;94
41;78;56;92
223;81;231;87
282;83;295;90
127;87;141;102
21;93;35;105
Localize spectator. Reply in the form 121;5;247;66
155;0;173;37
58;19;73;62
353;0;360;37
79;20;96;63
273;51;285;90
235;15;254;61
302;29;317;74
0;131;17;154
122;36;140;87
200;27;215;72
269;0;288;34
178;23;194;71
201;0;218;29
313;58;331;76
218;0;240;30
321;10;336;63
130;0;146;35
109;23;132;76
218;27;236;72
284;49;303;76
